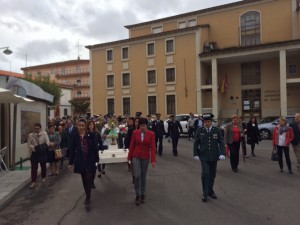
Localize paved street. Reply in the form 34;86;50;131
0;138;299;225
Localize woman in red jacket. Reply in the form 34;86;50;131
128;117;156;205
273;117;295;174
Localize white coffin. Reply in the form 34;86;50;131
99;144;128;164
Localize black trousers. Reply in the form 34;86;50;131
81;170;93;200
277;145;292;170
228;141;241;170
171;136;179;154
200;160;217;196
188;127;195;139
155;136;163;155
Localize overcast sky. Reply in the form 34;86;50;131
0;0;237;73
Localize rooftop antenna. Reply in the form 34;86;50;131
76;40;82;60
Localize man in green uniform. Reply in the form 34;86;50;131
193;113;226;202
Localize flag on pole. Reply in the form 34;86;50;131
220;74;228;94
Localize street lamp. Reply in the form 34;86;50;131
0;47;13;55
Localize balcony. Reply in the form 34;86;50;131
72;93;90;100
56;80;90;88
55;68;89;77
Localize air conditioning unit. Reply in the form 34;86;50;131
203;42;216;53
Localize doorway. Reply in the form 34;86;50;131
242;89;261;119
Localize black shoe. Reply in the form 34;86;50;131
98;173;101;178
92;183;96;189
141;195;145;204
280;169;283;173
251;153;256;157
202;195;208;202
233;168;238;173
208;192;218;199
173;153;178;156
102;171;106;175
84;198;90;206
289;170;293;174
135;196;140;205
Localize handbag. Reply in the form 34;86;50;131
271;147;278;161
55;149;63;159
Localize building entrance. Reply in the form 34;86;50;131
242;89;261;119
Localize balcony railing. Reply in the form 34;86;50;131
55;68;89;77
73;93;90;99
56;81;90;87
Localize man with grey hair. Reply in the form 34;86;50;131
290;113;300;173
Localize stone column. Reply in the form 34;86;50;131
279;50;287;116
211;58;219;119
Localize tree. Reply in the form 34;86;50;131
69;98;90;116
24;74;62;107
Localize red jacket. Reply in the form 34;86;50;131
273;126;294;147
128;129;156;163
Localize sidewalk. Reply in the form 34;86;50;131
0;160;33;209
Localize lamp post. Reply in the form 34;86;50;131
0;47;13;55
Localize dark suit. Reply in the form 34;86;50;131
167;120;183;155
69;132;99;201
65;125;77;157
152;119;165;155
290;121;300;170
193;126;225;197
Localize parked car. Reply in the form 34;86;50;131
164;114;198;134
164;114;218;135
258;116;295;139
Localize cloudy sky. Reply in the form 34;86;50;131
0;0;237;73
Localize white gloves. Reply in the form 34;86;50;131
219;155;226;160
193;156;200;160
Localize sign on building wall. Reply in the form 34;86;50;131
21;111;41;143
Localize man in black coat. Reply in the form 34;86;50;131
152;113;165;156
167;114;183;156
290;113;300;173
65;119;78;158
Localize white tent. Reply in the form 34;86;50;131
0;87;34;103
0;87;34;170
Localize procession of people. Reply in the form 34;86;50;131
27;112;300;208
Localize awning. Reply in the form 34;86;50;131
0;87;34;104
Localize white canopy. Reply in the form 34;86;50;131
0;87;34;104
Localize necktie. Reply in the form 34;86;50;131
207;128;210;133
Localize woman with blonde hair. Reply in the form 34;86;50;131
273;117;294;174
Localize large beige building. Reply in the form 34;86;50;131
87;0;300;121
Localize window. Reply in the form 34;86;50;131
240;11;261;46
122;46;129;60
107;74;115;88
166;39;174;54
76;65;81;73
76;79;81;86
187;19;196;27
241;62;261;85
147;42;155;56
148;96;157;115
166;68;175;83
64;108;68;116
178;21;186;29
107;98;115;114
147;70;156;84
77;90;81;97
166;95;176;115
123;97;130;115
51;68;55;74
152;26;162;34
122;73;130;87
106;49;113;62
